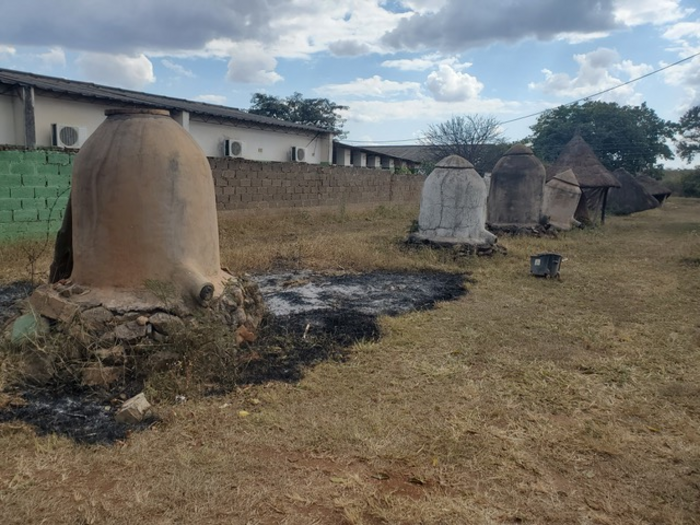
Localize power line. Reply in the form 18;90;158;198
343;51;700;145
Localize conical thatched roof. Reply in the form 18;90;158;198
549;135;621;189
607;168;659;215
636;174;672;200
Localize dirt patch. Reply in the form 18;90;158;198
1;270;467;444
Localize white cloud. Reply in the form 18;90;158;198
194;94;227;105
76;53;156;90
37;47;66;68
528;48;651;105
382;57;437;71
317;75;421;98
613;0;693;26
382;54;470;72
663;21;700;43
161;59;194;78
0;45;17;58
226;43;282;85
425;64;483;102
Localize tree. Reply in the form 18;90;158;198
248;92;348;135
676;105;700;163
528;101;675;176
420;114;509;174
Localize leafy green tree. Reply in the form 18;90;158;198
421;114;509;174
676;105;700;163
528;101;675;176
249;92;348;135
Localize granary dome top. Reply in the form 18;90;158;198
503;143;534;156
435;154;474;169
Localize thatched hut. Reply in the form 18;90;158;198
549;135;621;224
607;168;659;215
636;174;672;204
487;144;546;228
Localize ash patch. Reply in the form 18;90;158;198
0;393;153;445
253;270;467;317
0;281;33;326
0;271;466;444
238;270;467;384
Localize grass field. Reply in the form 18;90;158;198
1;199;699;524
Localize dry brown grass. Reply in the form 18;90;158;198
1;199;700;524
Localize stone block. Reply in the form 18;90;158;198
36;163;60;176
0;150;24;163
10;187;34;199
115;393;153;424
0;210;11;222
22;173;47;187
23;150;48;163
34;186;59;198
28;288;81;323
0;173;22;187
22;198;47;210
13;209;38;222
10;162;37;176
114;321;149;341
47;151;71;165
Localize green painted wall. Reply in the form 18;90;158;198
0;148;73;241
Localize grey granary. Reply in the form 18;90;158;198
415;155;496;246
487;144;546;228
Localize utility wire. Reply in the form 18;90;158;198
342;51;700;145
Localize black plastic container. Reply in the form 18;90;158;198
530;253;562;278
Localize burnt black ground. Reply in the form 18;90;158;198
1;270;467;444
0;280;33;327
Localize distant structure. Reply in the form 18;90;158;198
636;174;672;205
548;134;621;224
607;168;659;215
412;155;497;247
487;144;546;228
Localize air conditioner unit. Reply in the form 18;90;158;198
291;146;306;162
224;139;244;158
51;124;87;148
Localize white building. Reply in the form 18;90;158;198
0;68;335;164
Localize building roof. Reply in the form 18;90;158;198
0;68;330;135
348;144;444;163
549;134;621;189
607;168;659;215
636;174;672;198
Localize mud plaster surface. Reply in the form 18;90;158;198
1;270;466;444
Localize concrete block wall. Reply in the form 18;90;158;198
0;148;424;241
0;148;73;240
209;158;425;212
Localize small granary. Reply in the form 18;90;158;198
549;134;621;224
636;174;673;205
487;144;546;228
607;168;659;215
542;168;582;230
411;155;497;250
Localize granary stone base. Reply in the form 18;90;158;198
18;275;265;387
406;232;507;257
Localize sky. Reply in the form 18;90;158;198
0;0;698;167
